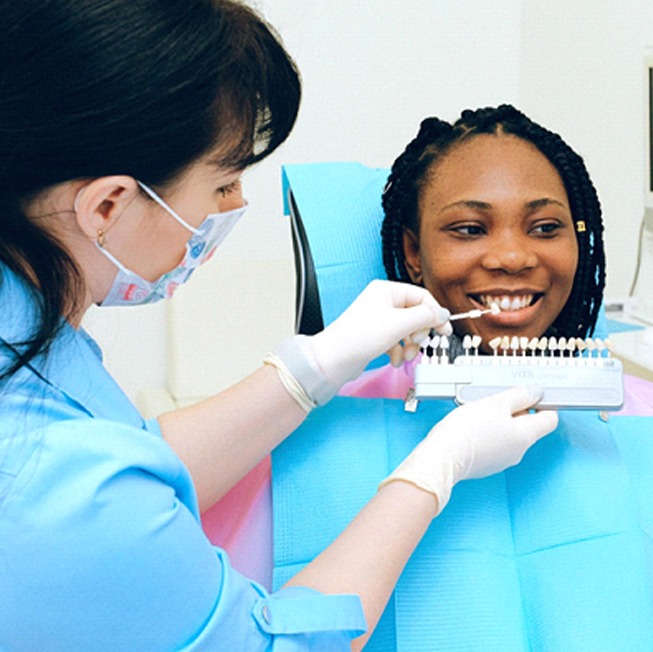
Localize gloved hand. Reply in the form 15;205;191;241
379;386;558;515
309;279;451;389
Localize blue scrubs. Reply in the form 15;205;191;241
0;265;366;651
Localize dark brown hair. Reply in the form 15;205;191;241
0;0;301;380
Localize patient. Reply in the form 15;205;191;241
344;103;653;414
273;105;653;649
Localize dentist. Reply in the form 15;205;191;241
0;1;557;650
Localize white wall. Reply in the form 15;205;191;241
83;0;653;410
519;0;653;298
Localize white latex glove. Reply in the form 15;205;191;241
379;386;558;515
309;279;451;390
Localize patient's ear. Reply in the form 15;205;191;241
402;228;423;284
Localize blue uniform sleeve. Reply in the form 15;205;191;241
0;419;366;651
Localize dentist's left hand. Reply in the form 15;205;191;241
309;279;451;389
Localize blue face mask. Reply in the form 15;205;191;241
95;181;247;306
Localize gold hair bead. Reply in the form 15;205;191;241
576;220;586;233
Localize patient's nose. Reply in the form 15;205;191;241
481;232;537;273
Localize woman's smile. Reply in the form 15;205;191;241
467;290;545;329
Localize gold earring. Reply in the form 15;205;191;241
97;229;106;247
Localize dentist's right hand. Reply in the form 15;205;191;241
379;385;559;515
309;279;451;391
270;280;451;408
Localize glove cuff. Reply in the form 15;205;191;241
378;453;454;517
267;335;339;408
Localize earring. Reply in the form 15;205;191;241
97;229;106;248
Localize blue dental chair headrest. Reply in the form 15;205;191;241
283;162;389;335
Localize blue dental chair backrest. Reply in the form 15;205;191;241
283;162;390;333
282;161;609;345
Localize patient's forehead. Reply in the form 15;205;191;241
419;134;568;216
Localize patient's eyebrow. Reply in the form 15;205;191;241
438;200;492;213
525;197;567;211
438;197;568;214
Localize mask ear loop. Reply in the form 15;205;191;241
137;181;201;235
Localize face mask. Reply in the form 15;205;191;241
94;181;247;307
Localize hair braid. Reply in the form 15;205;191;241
381;104;605;339
382;117;455;281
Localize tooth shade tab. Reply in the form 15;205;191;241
419;335;614;364
413;335;624;410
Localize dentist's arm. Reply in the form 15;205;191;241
158;280;450;511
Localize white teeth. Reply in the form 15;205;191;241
480;294;534;312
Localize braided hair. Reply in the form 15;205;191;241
381;104;605;339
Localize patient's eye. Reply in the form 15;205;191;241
448;223;486;237
530;221;564;237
